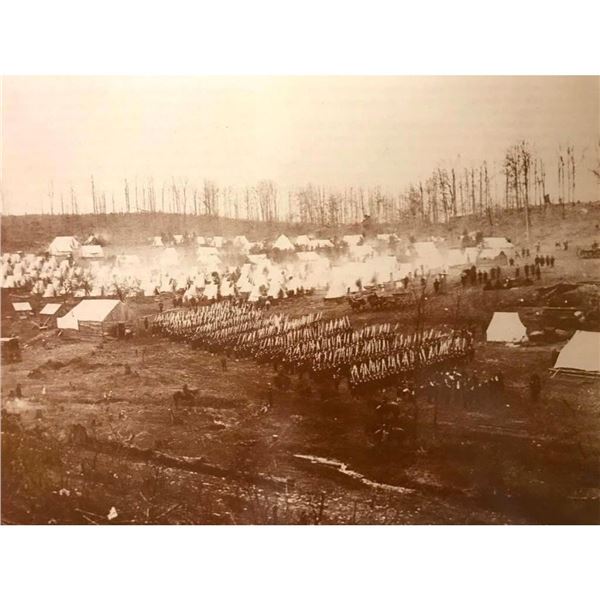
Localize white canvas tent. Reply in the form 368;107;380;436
43;283;56;297
552;330;600;375
49;236;80;256
248;254;268;265
446;249;469;266
151;236;164;247
343;234;363;246
248;285;262;302
57;311;79;330
2;275;16;288
79;245;104;259
233;235;250;246
203;283;219;300
65;299;124;322
478;238;513;260
238;278;253;294
465;247;480;264
395;263;413;279
143;281;158;297
486;312;527;343
267;282;282;298
84;234;101;245
40;303;62;316
183;286;199;301
479;248;508;261
295;235;312;247
13;302;33;312
220;280;235;297
412;242;444;269
273;234;294;251
483;237;514;250
58;299;132;335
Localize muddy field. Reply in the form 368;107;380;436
2;239;600;525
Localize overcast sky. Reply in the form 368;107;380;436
2;76;598;214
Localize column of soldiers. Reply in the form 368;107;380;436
367;365;503;447
423;369;504;408
348;328;474;392
151;301;488;448
152;302;474;398
151;301;324;356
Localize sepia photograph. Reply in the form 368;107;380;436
1;74;598;527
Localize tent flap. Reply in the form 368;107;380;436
553;330;600;374
486;312;527;343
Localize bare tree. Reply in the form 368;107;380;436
203;180;219;216
182;179;188;215
504;146;520;210
124;179;131;214
47;180;54;216
558;147;566;218
70;185;77;215
566;145;576;204
255;180;278;222
91;175;97;214
591;138;600;182
520;142;531;240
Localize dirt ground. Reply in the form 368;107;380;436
2;220;600;524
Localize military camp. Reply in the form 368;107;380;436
2;75;599;528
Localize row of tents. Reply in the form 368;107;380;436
9;299;134;337
55;301;595;376
18;233;515;266
47;236;104;259
486;312;599;376
26;232;514;257
9;298;600;376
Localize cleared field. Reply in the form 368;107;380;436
2;236;599;524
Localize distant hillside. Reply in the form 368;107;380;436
2;203;599;253
447;203;600;248
0;213;308;254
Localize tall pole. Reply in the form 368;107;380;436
91;175;97;214
524;191;530;244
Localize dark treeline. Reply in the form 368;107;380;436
42;141;584;225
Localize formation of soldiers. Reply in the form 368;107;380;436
151;301;474;390
348;328;474;391
366;368;504;446
422;369;504;407
1;252;95;296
